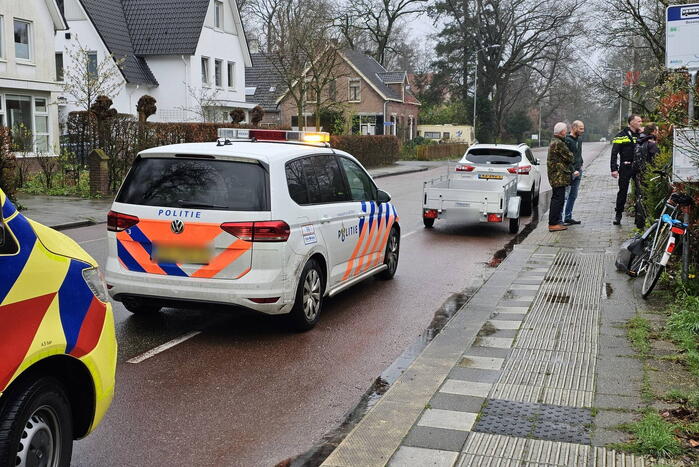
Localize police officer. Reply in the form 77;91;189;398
611;114;642;225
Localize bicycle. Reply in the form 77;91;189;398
632;174;648;230
627;167;694;298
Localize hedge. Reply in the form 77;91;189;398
416;143;469;161
330;135;400;168
0;127;16;202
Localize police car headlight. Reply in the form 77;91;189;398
82;267;109;302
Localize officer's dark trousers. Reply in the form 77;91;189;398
615;166;634;214
549;186;567;225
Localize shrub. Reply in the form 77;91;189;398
0;127;16;201
230;108;245;124
250;105;265;126
137;95;157;122
330;135;400;168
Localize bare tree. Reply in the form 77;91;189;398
63;40;124;112
343;0;428;66
178;85;224;122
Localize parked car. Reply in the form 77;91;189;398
105;129;400;331
0;189;116;467
456;143;542;216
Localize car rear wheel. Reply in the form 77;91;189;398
423;217;435;228
0;377;73;467
519;188;534;216
377;227;400;280
289;259;324;332
122;297;162;315
509;217;520;234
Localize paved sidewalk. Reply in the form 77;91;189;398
15;162;429;230
322;147;648;466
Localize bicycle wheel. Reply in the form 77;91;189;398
641;224;671;298
634;199;646;229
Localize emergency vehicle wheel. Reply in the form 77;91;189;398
0;377;73;467
289;259;324;332
122;297;162;315
378;227;400;280
509;217;520;234
423;217;434;228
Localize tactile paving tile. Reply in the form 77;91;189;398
472;399;592;444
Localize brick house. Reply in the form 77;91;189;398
246;49;420;139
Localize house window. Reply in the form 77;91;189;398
328;79;337;100
0;97;4;127
424;131;441;139
201;57;210;85
6;95;33;150
55;52;64;81
214;0;224;29
306;80;317;103
348;79;360;102
215;59;222;87
34;98;49;153
14;19;31;61
87;52;97;77
227;62;235;89
0;16;4;60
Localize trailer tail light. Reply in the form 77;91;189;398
423;209;438;219
456;164;476;172
507;165;532;175
671;226;685;235
221;221;290;242
487;214;503;222
107;210;140;232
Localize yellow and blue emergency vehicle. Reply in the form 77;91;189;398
0;188;116;467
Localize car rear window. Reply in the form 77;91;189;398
465;148;522;164
116;157;269;211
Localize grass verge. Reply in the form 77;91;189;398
611;411;683;458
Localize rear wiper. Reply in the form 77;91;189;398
177;200;229;209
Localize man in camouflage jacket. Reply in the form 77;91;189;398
547;122;574;231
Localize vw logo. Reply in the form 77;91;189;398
170;220;185;234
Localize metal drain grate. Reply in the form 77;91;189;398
472;399;593;444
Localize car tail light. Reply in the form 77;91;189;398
221;221;290;242
507;165;532;175
487;214;502;222
456;164;475;172
671;226;685;235
423;209;438;219
107;210;139;232
249;297;280;304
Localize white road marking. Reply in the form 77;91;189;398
78;237;105;245
127;331;202;364
402;230;418;239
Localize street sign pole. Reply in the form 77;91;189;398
682;70;696;282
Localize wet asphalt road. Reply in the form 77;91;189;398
66;143;606;466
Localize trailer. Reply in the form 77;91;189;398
422;166;521;233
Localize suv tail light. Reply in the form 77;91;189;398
507;165;532;175
456;164;475;172
221;221;290;242
107;210;139;232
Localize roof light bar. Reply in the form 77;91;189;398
216;128;330;144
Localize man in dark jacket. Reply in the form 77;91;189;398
548;122;574;232
611;114;642;225
563;120;584;225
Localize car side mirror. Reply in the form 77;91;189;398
377;189;391;203
535;158;541;165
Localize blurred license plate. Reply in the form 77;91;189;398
152;245;211;264
478;174;503;180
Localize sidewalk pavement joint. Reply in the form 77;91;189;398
322;145;648;466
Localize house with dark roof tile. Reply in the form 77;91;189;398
55;0;253;123
246;49;420;139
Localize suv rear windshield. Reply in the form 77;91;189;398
116;157;269;211
465;148;522;164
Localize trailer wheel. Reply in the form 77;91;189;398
423;217;435;228
509;217;519;234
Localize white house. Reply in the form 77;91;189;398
0;0;66;154
55;0;253;123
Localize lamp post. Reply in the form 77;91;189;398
472;44;501;140
604;68;625;129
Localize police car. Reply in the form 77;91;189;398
0;189;116;466
105;129;400;330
